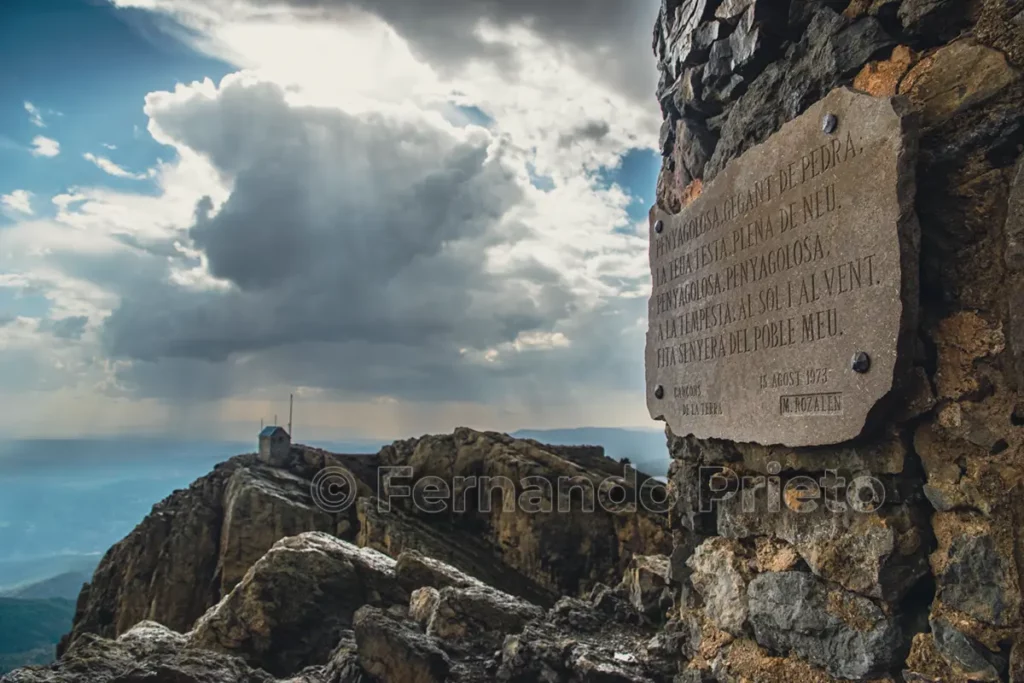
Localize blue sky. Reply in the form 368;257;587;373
0;0;233;222
0;0;662;439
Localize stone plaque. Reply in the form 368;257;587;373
646;87;919;447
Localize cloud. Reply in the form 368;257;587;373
82;74;648;406
24;101;45;128
2;1;661;434
83;152;148;180
41;316;89;341
102;143;118;150
112;0;661;105
30;136;60;158
558;120;612;149
1;190;34;215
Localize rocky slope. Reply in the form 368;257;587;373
23;428;669;681
3;532;683;683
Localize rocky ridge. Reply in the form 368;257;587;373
5;428;677;682
4;532;680;683
56;427;669;653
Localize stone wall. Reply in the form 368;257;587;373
654;1;1024;680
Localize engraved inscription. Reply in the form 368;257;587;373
645;88;918;447
780;392;843;416
652;138;863;372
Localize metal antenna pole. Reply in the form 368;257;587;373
289;393;294;438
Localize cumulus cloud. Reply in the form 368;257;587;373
91;75;645;402
30;135;60;157
1;190;33;215
83;152;149;179
46;72;638;409
2;0;661;434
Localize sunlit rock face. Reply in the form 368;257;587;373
656;0;1024;680
50;428;669;673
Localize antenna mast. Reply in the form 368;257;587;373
288;393;294;438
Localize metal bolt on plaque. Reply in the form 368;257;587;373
822;113;837;134
851;352;871;373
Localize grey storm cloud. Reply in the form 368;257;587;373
98;76;631;401
242;0;662;103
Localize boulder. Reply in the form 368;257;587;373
3;621;276;683
930;617;1008;682
320;631;374;683
426;585;543;645
352;607;450;683
218;466;339;595
408;587;441;627
397;548;543;644
687;538;754;634
395;549;486;594
188;533;407;676
499;614;676;683
746;572;904;679
900;40;1019;129
718;492;930;603
620;555;673;621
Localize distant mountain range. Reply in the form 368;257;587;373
0;555;99;596
1;571;92;601
511;427;669;477
0;597;76;674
